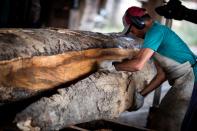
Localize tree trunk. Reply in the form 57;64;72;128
0;28;155;130
0;29;147;102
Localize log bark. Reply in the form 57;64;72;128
0;29;138;60
15;65;154;131
0;28;142;60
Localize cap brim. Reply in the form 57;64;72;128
121;25;130;35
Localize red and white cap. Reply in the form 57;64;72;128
122;6;147;35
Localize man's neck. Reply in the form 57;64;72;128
145;20;154;31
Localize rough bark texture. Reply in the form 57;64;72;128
15;65;154;131
0;29;139;60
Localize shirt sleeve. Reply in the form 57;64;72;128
142;26;164;51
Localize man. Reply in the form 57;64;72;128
155;1;197;130
113;6;197;127
115;6;197;94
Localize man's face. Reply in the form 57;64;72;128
130;26;146;39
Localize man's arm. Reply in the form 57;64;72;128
114;48;154;72
140;61;166;97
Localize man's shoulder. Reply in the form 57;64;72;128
152;21;173;34
147;21;165;35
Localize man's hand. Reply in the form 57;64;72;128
128;91;144;111
155;0;186;20
113;59;130;71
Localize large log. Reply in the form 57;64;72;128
0;29;143;102
0;29;155;130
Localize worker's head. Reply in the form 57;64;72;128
122;6;152;38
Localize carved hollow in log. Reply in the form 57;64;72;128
0;48;137;102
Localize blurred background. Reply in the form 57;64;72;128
0;0;196;51
0;0;196;128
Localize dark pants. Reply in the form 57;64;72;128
181;82;197;131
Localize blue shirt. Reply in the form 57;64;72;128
142;21;197;82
